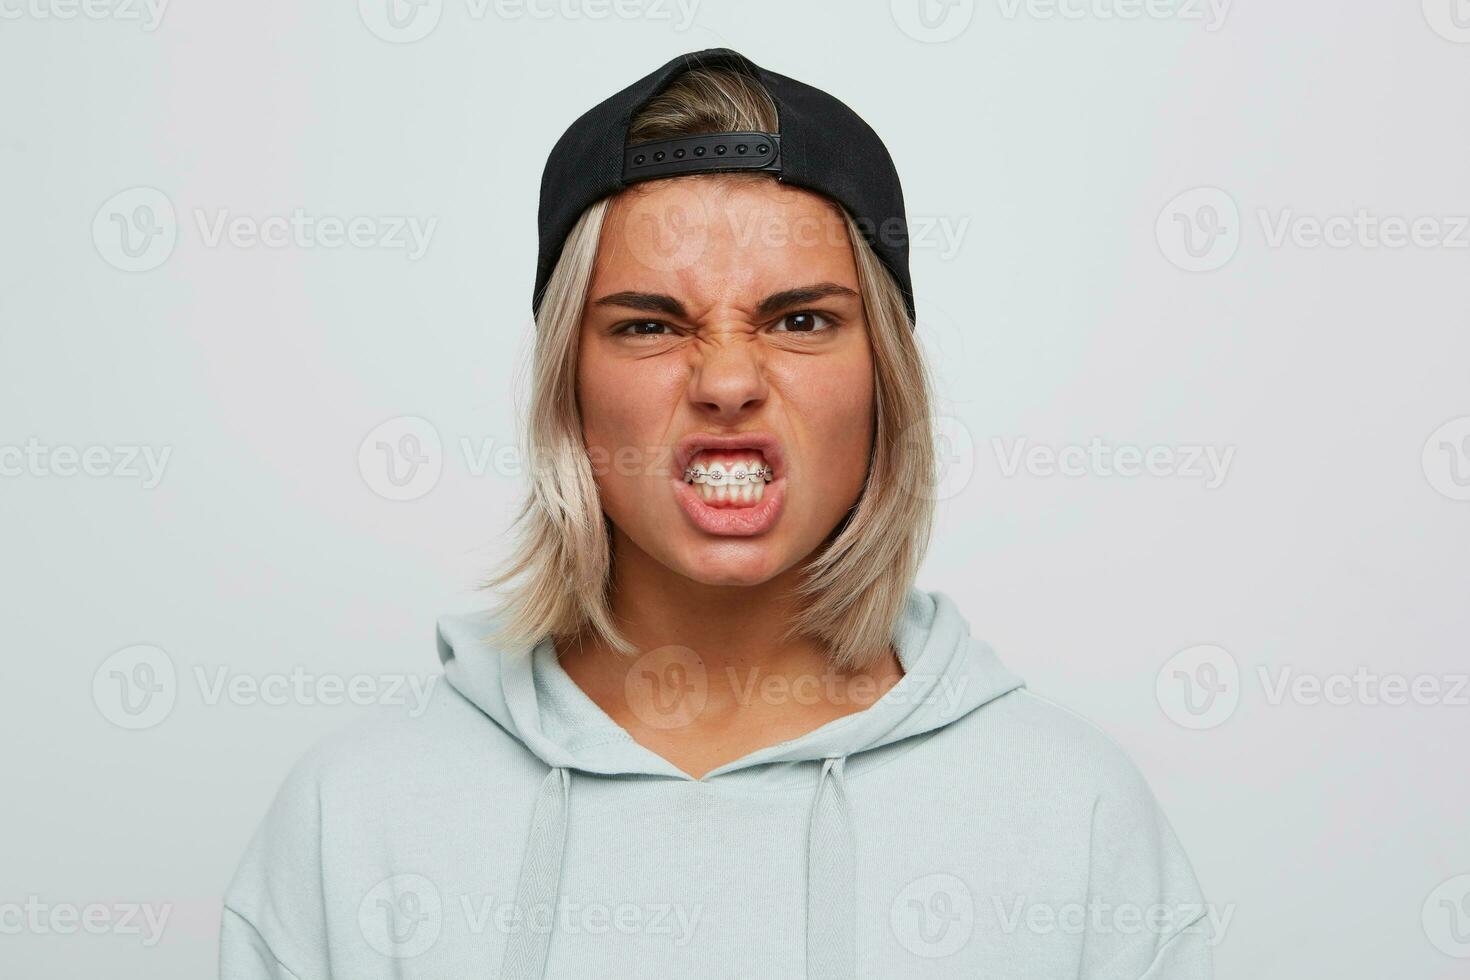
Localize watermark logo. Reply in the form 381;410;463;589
1158;648;1467;728
930;415;977;501
617;643;962;730
359;874;442;958
93;187;437;269
891;0;974;42
91;647;438;729
619;181;711;278
355;876;704;945
1157;187;1240;272
899;414;977;501
1423;0;1470;43
1422;416;1470;501
92;645;178;731
93;187;177;272
891;873;974;958
462;894;702;941
624;644;708;731
1161;190;1470;268
359;0;442;41
1423;874;1470;957
359;416;444;501
1156;644;1239;729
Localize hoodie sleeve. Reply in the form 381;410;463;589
1079;754;1214;980
219;748;332;980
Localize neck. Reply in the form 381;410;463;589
555;531;904;777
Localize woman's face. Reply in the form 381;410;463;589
577;176;876;587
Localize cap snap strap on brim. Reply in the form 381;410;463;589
622;131;781;182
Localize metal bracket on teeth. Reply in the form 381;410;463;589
683;465;775;485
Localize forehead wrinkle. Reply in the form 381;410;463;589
597;180;860;327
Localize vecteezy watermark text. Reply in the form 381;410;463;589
1157;187;1470;272
0;438;171;489
1157;644;1470;729
992;437;1236;489
994;0;1230;29
0;897;171;946
888;873;1233;960
92;644;440;730
357;874;702;959
1257;208;1470;250
192;208;436;259
93;187;438;272
989;895;1233;946
357;0;700;43
0;0;168;29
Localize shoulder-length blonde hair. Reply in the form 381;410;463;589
481;63;937;670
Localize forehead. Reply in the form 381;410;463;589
591;176;860;310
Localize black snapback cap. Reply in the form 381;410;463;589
532;47;917;326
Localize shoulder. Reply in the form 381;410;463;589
949;686;1206;890
253;671;535;813
221;672;535;918
952;685;1164;805
955;688;1215;960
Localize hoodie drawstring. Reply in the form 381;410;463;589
500;766;570;980
806;755;855;980
499;759;856;980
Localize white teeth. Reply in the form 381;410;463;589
698;480;764;505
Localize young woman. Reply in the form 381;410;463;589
221;48;1212;979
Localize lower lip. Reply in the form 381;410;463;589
673;476;785;536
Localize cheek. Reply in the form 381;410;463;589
577;361;624;447
577;358;679;489
784;361;876;490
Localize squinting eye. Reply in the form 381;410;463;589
615;321;673;336
772;311;832;333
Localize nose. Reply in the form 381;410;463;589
686;334;768;421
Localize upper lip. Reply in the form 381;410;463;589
674;431;785;478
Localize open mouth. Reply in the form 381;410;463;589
671;433;787;536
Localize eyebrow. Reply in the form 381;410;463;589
591;282;859;321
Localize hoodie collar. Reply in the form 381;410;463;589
438;586;1025;980
436;586;1025;780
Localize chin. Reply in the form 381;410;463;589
670;541;787;588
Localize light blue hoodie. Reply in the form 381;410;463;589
220;587;1214;978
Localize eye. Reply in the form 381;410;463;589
613;320;675;337
771;310;833;334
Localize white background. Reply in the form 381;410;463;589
2;0;1468;976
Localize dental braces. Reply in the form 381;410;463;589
683;463;775;486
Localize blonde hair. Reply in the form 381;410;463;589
481;65;937;670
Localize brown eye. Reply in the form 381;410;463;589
615;321;673;336
772;311;832;333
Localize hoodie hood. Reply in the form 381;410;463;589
436;586;1025;778
223;590;1212;980
434;586;1024;980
